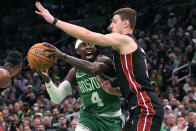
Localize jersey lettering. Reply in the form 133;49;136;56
78;77;100;93
91;92;104;106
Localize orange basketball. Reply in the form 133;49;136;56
27;43;55;70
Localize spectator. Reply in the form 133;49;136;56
23;125;31;131
0;115;5;130
17;73;29;90
150;69;163;88
32;72;42;93
26;92;36;107
189;99;196;112
57;114;68;131
36;123;45;131
167;12;177;28
191;81;196;101
18;102;33;121
23;118;31;127
2;109;9;121
32;103;43;117
186;111;195;127
44;110;52;119
164;105;172;115
166;113;177;131
187;112;196;131
182;96;190;114
42;115;56;130
162;99;170;107
170;97;178;111
171;116;188;131
31;118;41;131
68;118;77;131
51;107;60;127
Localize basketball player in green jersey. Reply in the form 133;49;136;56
37;41;124;131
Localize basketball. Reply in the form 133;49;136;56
27;43;55;70
0;68;11;88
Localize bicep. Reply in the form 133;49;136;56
92;57;114;74
64;68;76;86
83;32;128;49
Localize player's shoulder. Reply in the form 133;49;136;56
96;55;112;62
0;68;10;76
96;55;114;67
0;68;11;88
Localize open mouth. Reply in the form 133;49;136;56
85;51;94;58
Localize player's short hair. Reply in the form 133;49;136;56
6;50;22;66
114;8;136;30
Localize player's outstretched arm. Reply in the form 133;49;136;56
35;2;133;50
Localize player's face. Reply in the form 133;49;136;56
76;42;96;61
109;15;124;33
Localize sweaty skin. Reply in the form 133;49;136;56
0;68;11;88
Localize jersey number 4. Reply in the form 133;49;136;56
91;92;104;107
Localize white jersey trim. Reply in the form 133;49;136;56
96;109;122;117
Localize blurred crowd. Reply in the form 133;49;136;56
0;0;196;131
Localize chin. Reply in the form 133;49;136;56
85;56;94;61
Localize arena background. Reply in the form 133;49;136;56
0;0;196;130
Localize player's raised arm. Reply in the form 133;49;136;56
43;42;114;75
35;2;136;52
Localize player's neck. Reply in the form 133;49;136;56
122;28;133;35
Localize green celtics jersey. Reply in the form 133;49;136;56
76;70;121;114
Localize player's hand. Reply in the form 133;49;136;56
35;1;54;24
43;42;67;59
97;75;122;96
37;69;50;83
97;75;112;94
30;65;50;83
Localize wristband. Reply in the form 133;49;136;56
52;18;58;25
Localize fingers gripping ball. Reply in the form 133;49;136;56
27;43;55;70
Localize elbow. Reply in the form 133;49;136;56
90;70;100;75
52;98;63;104
52;100;60;104
89;66;101;75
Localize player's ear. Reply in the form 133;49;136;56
75;49;80;55
123;20;129;28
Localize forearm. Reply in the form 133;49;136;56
64;55;100;75
55;20;113;47
56;20;93;43
106;87;122;96
45;79;72;104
